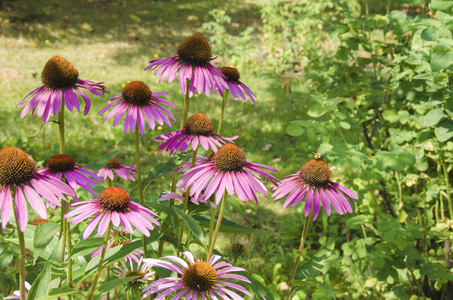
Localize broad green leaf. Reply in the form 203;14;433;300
243;273;275;300
93;276;141;300
147;203;181;230
382;110;399;123
307;104;329;118
421;27;440;41
346;215;369;229
293;278;336;297
293;242;335;282
174;208;205;248
70;237;104;258
87;150;123;170
193;215;276;234
430;0;453;11
435;120;453;142
424;108;446;127
27;262;51;299
36;288;85;300
317;143;333;154
286;123;304;136
394;232;407;251
33;223;59;265
144;152;185;190
431;49;453;72
339;121;351;129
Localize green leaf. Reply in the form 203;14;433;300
430;0;453;11
435;120;453;142
174;208;206;248
346;215;369;229
431;49;453;72
147;203;181;230
144;153;185;190
93;276;141;300
395;232;407;251
339;121;351;129
424;108;446;127
292;278;336;297
27;262;51;299
282;77;293;95
294;243;335;281
87;150;123;170
243;273;275;300
307;104;329;118
193;215;276;234
33;223;59;265
286;123;304;136
36;288;85;300
382;110;399;123
421;27;440;41
70;237;104;258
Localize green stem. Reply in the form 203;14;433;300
176;149;198;256
396;171;403;210
180;79;191;130
157;176;177;258
208;205;216;252
207;192;228;259
440;159;453;219
88;223;112;300
287;213;312;300
58;99;65;154
409;267;426;298
106;266;110;300
61;201;67;263
217;90;229;135
67;221;73;299
12;190;26;300
135;126;147;257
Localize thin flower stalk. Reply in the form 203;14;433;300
217;89;229;135
12;190;26;300
207;191;228;259
88;223;112;300
135;126;147;258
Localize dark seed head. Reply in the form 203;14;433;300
184;113;214;136
122;81;152;106
213;144;246;172
104;157;120;170
220;67;240;83
98;187;130;212
177;34;212;67
47;154;76;173
182;261;217;292
0;147;36;186
41;56;79;90
299;159;331;187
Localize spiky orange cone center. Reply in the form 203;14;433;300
299;159;331;186
41;56;79;90
98;187;131;212
184;113;214;136
0;146;36;186
177;34;212;67
182;261;217;291
213;144;246;172
122;81;152;106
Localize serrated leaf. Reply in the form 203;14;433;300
431;49;453;72
36;288;85;300
293;243;335;281
33;223;59;265
430;0;453;11
174;208;205;248
27;262;51;299
286;123;304;136
87;150;123;170
144;153;185;190
70;237;104;258
307;104;329;118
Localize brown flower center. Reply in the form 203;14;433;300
299;159;331;187
98;187;130;212
0;146;36;186
184;113;213;136
41;56;79;90
182;261;217;292
122;81;152;106
213;144;246;172
47;154;76;173
177;34;212;67
104;157;120;170
220;67;240;83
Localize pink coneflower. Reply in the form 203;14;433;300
98;81;176;136
97;157;136;182
4;281;31;299
178;144;278;205
17;56;106;123
0;147;74;231
114;257;155;291
142;251;252;299
272;154;358;220
39;154;102;199
64;187;159;239
219;67;256;103
145;34;227;97
158;188;206;205
155;112;238;155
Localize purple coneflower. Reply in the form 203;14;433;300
158;188;207;206
4;281;31;299
114;257;155;291
155;112;238;155
98;81;176;136
97;157;136;182
145;34;227;97
64;186;159;239
219;67;256;103
178;144;278;205
142;251;251;299
17;56;106;123
272;154;358;220
39;154;101;200
0;147;74;231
